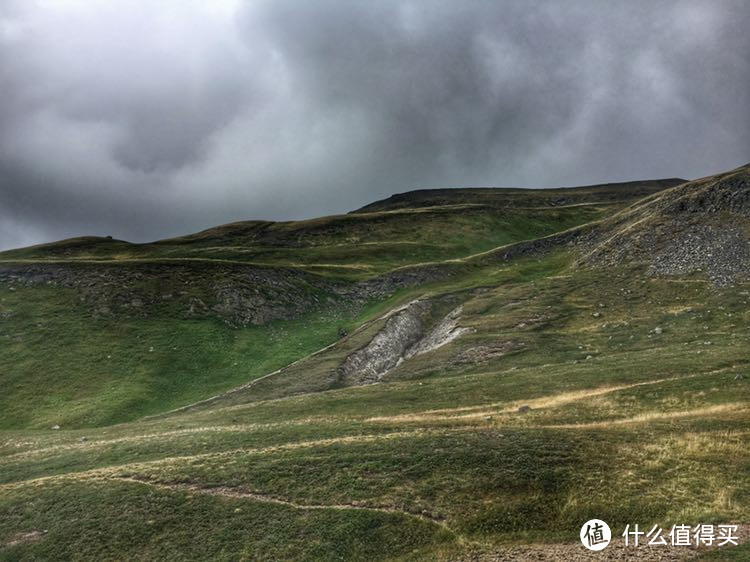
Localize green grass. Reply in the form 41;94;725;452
0;193;616;430
0;283;382;429
0;180;747;559
1;257;747;559
0;204;610;278
0;480;451;561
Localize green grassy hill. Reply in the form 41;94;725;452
0;172;748;560
1;178;685;276
0;180;667;429
354;177;685;212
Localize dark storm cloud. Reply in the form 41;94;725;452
1;0;748;250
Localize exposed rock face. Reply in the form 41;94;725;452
577;164;750;286
404;305;472;359
493;227;586;261
340;264;453;301
0;259;454;326
338;300;430;385
337;300;472;386
0;263;337;326
648;225;750;287
661;169;750;216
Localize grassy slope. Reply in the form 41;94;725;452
0;282;381;429
1;205;608;278
0;186;639;430
1;179;748;560
353;177;685;212
2;178;684;277
0;256;747;560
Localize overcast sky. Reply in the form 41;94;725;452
0;0;748;250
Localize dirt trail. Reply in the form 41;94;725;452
0;418;337;461
3;369;736;462
115;476;450;528
542;403;748;429
0;428;470;491
366;371;722;424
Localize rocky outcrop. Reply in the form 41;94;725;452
337;300;472;386
648;225;750;287
340;264;455;301
0;262;338;326
0;257;455;326
577;164;750;286
491;227;587;262
404;305;472;359
337;300;431;385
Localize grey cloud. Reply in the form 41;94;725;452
1;0;748;250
